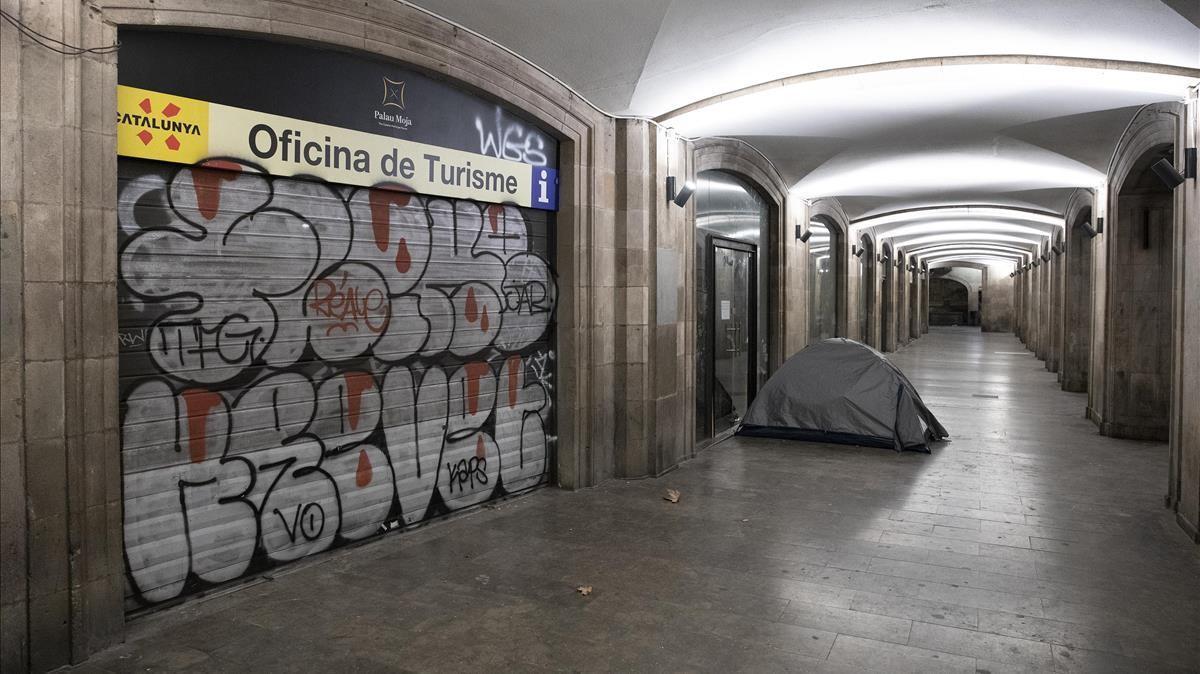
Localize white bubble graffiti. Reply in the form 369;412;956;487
118;158;556;604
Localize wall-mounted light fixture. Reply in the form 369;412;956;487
796;225;813;242
1078;218;1100;238
1041;252;1050;262
1150;157;1186;189
1052;241;1064;255
665;176;695;207
852;244;864;257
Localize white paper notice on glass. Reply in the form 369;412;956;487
720;300;731;320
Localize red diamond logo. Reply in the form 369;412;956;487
164;135;180;151
138;98;152;114
162;102;181;118
137;130;153;145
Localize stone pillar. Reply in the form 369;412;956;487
1048;245;1063;373
1013;272;1023;341
1;2;125;670
1027;265;1038;350
909;270;917;338
1168;86;1199;541
1038;250;1051;362
921;270;929;334
613;121;695;476
786;196;808;356
897;259;908;344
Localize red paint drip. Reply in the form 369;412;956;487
191;161;242;221
487;204;503;233
368;188;412;253
464;362;490;416
343;371;374;431
475;435;487;459
480;305;490;333
395;237;411;273
464;287;478;323
181;389;222;463
506;356;520;409
355;449;373;488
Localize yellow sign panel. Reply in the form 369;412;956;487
115;85;544;209
117;86;209;163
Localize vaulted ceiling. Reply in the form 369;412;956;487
410;0;1200;269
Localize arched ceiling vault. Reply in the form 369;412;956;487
908;243;1038;262
410;0;1199;262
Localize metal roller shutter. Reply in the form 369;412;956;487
117;158;557;606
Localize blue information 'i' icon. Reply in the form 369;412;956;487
531;166;558;211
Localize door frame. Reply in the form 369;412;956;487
704;235;759;442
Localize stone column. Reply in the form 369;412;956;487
1;2;125;670
612;120;695;476
1168;86;1199;541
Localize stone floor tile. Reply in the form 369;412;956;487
777;598;913;644
907;620;1055;669
71;329;1199;673
826;634;978;673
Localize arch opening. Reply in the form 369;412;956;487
1106;143;1175;439
808;215;841;342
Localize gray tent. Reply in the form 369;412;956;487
738;338;948;452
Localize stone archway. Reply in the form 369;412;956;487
808;199;852;342
1061;195;1094;393
807;214;841;342
858;233;875;346
929;275;970;325
1103;143;1175;440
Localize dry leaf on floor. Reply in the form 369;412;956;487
576;585;593;596
664;488;681;503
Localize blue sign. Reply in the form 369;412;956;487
531;166;558;211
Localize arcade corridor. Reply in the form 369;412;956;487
76;328;1200;673
4;2;1199;670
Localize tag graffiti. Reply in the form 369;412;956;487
118;158;556;605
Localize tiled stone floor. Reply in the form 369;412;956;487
76;328;1200;672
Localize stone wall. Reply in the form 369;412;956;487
1167;90;1199;541
2;3;124;669
612;120;695;476
981;269;1014;333
1097;103;1181;441
1;0;619;668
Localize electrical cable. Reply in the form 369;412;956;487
1;9;120;56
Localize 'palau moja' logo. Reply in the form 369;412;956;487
375;77;414;131
381;77;406;109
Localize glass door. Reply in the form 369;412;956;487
710;238;756;436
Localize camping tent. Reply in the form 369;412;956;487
737;338;948;452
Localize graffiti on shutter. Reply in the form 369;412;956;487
117;158;556;605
